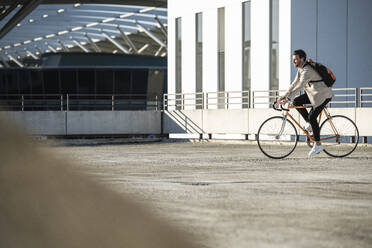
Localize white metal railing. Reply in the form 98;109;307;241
328;88;357;108
360;87;372;107
252;88;357;108
163;92;204;110
252;90;286;108
205;91;250;109
163;91;249;110
163;88;369;110
0;94;158;111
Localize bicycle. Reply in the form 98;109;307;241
257;102;359;159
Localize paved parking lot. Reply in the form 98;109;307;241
47;140;372;248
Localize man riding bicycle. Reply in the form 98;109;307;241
277;49;333;157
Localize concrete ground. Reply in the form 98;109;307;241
44;140;372;248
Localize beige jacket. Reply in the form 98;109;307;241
283;64;334;108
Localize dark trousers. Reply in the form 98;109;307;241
293;94;331;142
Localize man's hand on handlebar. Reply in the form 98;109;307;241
277;96;289;105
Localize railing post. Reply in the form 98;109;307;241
163;94;166;111
21;95;24;111
354;88;357;108
202;92;205;110
112;95;114;111
359;88;362;107
60;95;63;111
155;95;158;111
182;93;184;110
252;91;254;109
226;92;229;109
206;93;208;110
66;94;69;111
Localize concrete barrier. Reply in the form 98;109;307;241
163;110;203;134
67;111;161;135
0;111;66;135
164;108;372;140
356;108;372;136
203;109;249;134
0;108;370;138
0;111;161;136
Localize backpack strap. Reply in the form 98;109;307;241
304;61;323;83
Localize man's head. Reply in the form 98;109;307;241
292;49;307;68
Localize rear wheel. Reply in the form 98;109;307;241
319;115;359;157
257;116;298;159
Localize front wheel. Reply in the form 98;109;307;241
319;115;359;157
257;116;298;159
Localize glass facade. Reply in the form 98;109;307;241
0;69;149;96
0;68;164;111
270;0;279;91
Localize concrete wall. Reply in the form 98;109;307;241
164;108;372;137
168;0;278;104
1;109;371;138
0;111;161;136
291;0;372;88
0;111;66;135
67;111;161;135
168;0;372;106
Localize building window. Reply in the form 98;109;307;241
175;17;182;94
218;7;225;108
196;12;203;109
242;1;251;108
270;0;279;91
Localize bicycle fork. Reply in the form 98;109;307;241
275;114;288;139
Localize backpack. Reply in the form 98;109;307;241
305;59;336;87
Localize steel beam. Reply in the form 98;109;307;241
101;32;130;54
155;46;162;56
0;0;44;39
136;22;167;50
45;42;57;53
117;26;138;53
7;54;24;67
34;45;43;55
84;33;101;52
58;40;69;52
0;57;10;67
25;49;39;59
138;43;149;54
72;39;90;53
0;1;167;7
155;16;167;37
0;1;19;21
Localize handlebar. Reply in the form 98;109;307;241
272;99;290;112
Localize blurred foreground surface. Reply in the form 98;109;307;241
0;119;197;248
46;140;372;248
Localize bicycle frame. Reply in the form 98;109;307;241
283;106;340;142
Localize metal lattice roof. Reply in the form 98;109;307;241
0;2;167;67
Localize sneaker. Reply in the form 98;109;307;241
308;144;324;157
303;122;313;134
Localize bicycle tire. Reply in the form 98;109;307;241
319;115;359;158
257;116;298;159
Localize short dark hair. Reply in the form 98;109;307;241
293;49;307;60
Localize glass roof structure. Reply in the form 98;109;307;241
0;2;167;67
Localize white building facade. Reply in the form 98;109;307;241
167;0;372;109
